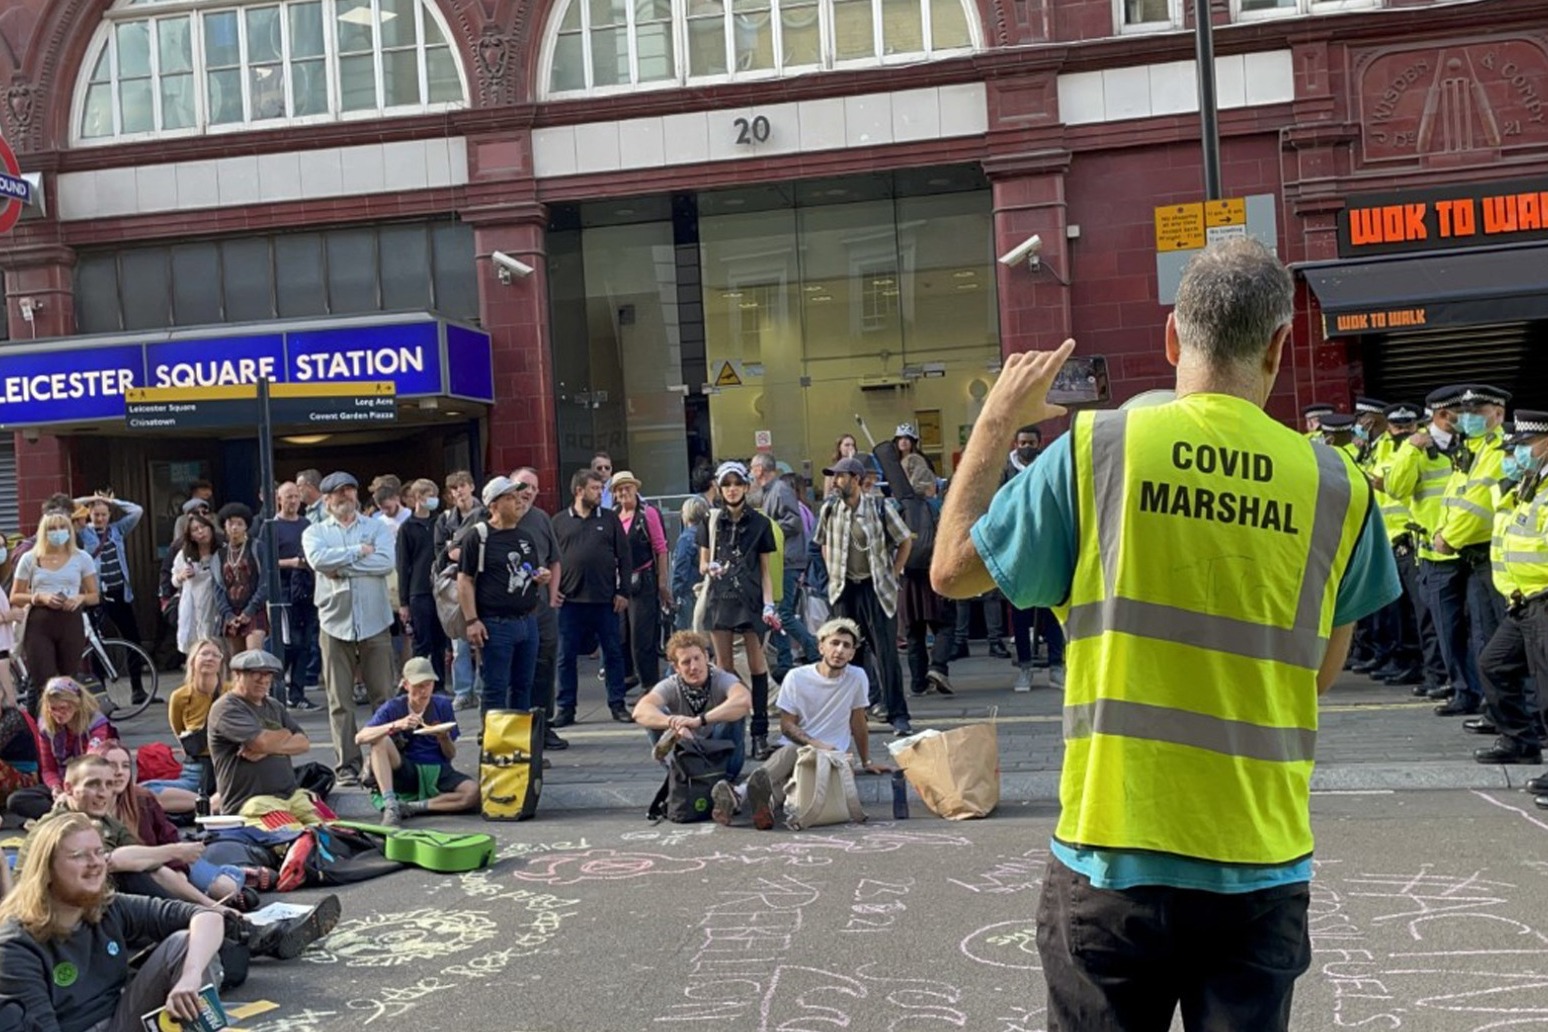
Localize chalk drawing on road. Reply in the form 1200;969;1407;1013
495;836;592;862
948;850;1047;895
305;908;501;967
960;920;1042;971
621;825;719;847
511;848;718;884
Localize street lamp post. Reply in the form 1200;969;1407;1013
1194;0;1223;201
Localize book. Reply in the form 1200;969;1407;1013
141;984;229;1031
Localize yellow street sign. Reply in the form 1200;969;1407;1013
272;380;395;398
713;361;743;388
124;381;395;404
1204;197;1247;228
1154;203;1205;252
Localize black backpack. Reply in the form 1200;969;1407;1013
899;497;937;571
647;737;736;823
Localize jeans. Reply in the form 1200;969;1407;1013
558;601;628;711
279;601;319;703
142;761;202;796
833;578;908;724
647;719;747;782
1423;558;1480;698
771;565;819;672
188;857;246;895
479;613;540;715
1011;607;1065;667
409;593;448;687
956;591;1005;645
1036;858;1311;1032
452;638;483;700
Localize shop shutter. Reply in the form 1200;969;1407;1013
0;439;16;530
1363;322;1544;409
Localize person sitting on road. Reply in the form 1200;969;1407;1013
207;650;319;824
633;630;753;824
731;618;891;830
147;637;229;806
0;695;42;818
0;812;228;1032
356;657;476;827
5;678;116;823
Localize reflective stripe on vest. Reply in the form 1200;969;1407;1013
1503;494;1548;596
1064;698;1318;764
1067;414;1351;670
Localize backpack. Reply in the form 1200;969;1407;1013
434;521;489;640
899;497;936;572
647;737;735;823
480;708;545;821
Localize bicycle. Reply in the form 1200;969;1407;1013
13;611;161;721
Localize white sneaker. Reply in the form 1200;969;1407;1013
1013;667;1034;692
1049;665;1067;690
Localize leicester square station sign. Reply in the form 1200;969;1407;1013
0;133;32;235
1336;175;1548;258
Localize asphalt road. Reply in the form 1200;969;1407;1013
222;789;1548;1032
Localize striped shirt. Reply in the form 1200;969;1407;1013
816;493;912;618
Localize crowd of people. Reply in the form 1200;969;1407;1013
1303;389;1548;801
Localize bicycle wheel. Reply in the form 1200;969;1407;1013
79;638;160;721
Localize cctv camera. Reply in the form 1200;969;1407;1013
491;251;535;282
997;234;1043;268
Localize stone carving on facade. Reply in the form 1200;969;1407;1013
5;77;35;138
1355;36;1548;167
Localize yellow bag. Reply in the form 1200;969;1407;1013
894;723;999;820
480;709;544;821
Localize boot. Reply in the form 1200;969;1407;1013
246;894;342;960
753;735;775;761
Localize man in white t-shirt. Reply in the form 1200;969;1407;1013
736;617;891;830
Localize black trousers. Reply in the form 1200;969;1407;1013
1479;614;1538;746
833;578;908;723
905;596;955;693
1520;597;1548;735
408;593;448;687
1036;858;1312;1032
1398;549;1447;687
95;596;147;696
534;602;558;717
621;569;662;689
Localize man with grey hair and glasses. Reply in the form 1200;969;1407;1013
933;238;1398;1031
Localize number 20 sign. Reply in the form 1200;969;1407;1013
733;116;771;145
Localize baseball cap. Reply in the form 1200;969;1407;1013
402;656;439;684
481;475;530;507
822;457;867;477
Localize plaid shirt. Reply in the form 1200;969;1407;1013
816;493;913;618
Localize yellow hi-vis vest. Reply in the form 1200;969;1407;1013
1366;435;1410;543
1384;440;1455;562
1502;485;1548;600
1437;428;1507;550
1490;485;1519;597
1058;395;1371;866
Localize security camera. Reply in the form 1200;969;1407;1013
998;234;1043;269
491;251;534;283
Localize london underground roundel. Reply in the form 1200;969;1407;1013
0;134;30;235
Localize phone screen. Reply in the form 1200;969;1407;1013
1046;355;1111;406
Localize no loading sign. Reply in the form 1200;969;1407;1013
0;134;31;235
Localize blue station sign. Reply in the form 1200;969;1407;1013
0;314;493;428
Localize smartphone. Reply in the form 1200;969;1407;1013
1046;355;1110;406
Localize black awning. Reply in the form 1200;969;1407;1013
1301;244;1548;338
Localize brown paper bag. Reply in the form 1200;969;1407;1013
895;723;999;820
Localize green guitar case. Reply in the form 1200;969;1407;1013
331;822;496;874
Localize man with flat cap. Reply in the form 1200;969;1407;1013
302;471;398;786
208;649;320;822
1303;403;1335;441
1473;411;1548;770
1386;390;1467;699
1428;384;1512;718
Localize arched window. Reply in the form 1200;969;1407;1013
542;0;978;96
73;0;468;143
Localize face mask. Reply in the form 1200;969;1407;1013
0;546;9;565
1458;412;1488;438
1353;425;1370;442
1502;455;1521;481
1430;424;1454;449
1517;444;1543;472
1015;446;1039;465
46;530;70;547
423;497;440;512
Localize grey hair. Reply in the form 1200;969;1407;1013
749;452;778;473
681;495;710;527
1172;238;1294;369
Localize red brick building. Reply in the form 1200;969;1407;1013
2;0;1546;609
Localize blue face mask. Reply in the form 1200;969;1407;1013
46;530;71;548
1517;443;1543;472
1502;455;1521;481
1353;425;1370;442
1458;412;1488;438
0;545;9;566
423;497;440;512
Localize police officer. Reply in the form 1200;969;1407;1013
1495;414;1548;808
1303;403;1335;441
1319;411;1360;459
1429;384;1512;718
1472;412;1545;765
1364;402;1431;688
1385;393;1463;698
932;239;1399;1029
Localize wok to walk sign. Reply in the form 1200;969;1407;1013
1336;176;1548;257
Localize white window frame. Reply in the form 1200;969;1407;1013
1113;0;1180;35
539;0;978;98
69;0;469;146
1232;0;1378;19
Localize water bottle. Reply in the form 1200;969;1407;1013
891;770;909;820
195;791;211;818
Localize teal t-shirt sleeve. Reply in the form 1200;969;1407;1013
1332;502;1402;626
969;432;1077;609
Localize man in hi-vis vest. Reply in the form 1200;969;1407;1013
932;239;1399;1032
